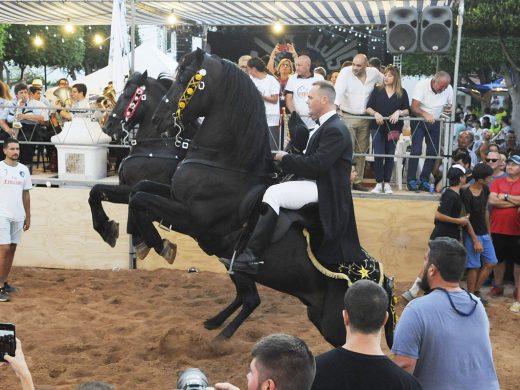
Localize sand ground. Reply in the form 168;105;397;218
1;266;518;389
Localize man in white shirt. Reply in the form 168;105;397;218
407;71;453;192
335;54;383;191
285;55;324;130
247;57;281;150
0;138;32;302
61;83;91;121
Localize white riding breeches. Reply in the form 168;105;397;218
262;180;318;215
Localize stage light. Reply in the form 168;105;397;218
167;11;177;24
94;34;104;45
272;20;283;34
65;19;75;33
33;35;44;47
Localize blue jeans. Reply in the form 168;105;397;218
371;128;397;183
407;121;440;182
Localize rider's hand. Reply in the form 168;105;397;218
274;151;288;161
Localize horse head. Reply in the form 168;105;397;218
153;49;272;172
104;71;174;142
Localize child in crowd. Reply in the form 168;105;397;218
403;165;470;301
461;163;497;305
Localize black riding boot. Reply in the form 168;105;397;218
231;204;278;274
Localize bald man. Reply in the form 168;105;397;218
285;55;324;129
335;54;383;191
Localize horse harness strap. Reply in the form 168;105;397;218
124;85;146;123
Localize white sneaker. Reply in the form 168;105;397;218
510;301;520;313
371;183;383;194
384;183;393;194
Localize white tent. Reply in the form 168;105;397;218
75;42;178;95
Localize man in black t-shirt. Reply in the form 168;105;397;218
311;280;422;390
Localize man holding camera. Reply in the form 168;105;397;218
0;138;32;302
215;333;315;390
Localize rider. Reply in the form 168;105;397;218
230;80;366;274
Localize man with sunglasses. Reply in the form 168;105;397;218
407;71;453;192
392;237;499;390
488;153;520;312
484;151;507;185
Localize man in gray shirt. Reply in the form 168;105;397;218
392;237;499;390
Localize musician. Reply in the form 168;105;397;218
60;83;91;121
230;80;366;274
0;83;48;171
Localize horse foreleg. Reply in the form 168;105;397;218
128;190;192;262
88;184;132;247
216;275;261;340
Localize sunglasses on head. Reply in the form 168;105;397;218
485;158;498;163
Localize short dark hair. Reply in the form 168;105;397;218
251;333;315;390
472;163;493;181
452;149;471;166
447;164;466;186
247;57;267;73
3;137;19;150
368;57;382;68
428;237;467;282
29;85;41;94
72;83;87;96
14;83;28;94
343;280;388;334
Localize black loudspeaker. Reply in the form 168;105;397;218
420;6;453;53
386;7;419;54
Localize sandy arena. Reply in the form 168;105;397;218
2;266;518;389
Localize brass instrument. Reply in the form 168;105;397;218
53;86;72;108
12;99;23;132
98;85;117;125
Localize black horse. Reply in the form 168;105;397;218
88;71;194;247
129;49;396;347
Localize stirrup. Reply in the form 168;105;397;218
219;252;263;275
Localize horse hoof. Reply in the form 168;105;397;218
104;221;119;248
135;242;151;260
204;319;221;331
160;239;177;264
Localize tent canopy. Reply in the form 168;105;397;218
0;0;452;26
74;42;178;94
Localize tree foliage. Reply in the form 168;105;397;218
2;25;84;78
0;25;7;59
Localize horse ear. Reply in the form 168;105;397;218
141;70;148;80
195;48;205;63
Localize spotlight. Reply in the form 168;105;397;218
167;11;177;24
272;19;283;34
64;19;75;33
33;35;44;47
93;34;104;45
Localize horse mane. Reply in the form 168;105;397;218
216;59;272;172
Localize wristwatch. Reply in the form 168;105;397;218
504;193;509;201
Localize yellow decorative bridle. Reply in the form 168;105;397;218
174;68;207;122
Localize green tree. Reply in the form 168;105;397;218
83;26;110;75
3;25;84;80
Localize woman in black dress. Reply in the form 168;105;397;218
366;65;410;194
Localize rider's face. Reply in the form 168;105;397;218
307;85;324;121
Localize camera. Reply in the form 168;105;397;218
176;368;215;390
0;323;16;362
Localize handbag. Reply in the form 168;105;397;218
387;130;401;142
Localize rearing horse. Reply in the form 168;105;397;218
130;49;396;347
88;71;194;247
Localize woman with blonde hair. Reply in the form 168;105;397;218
0;80;12;104
366;65;410;194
